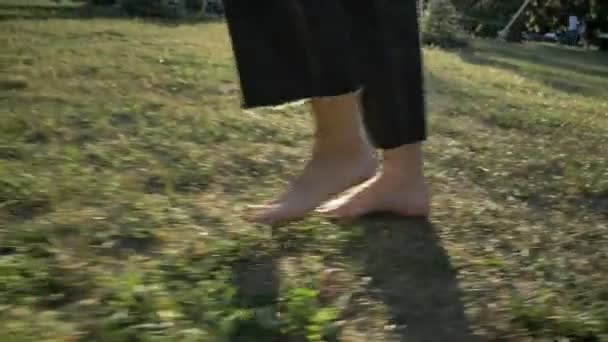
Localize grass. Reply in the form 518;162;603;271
1;1;607;341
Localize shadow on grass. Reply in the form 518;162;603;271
228;216;477;342
341;216;478;342
230;255;284;342
229;230;314;341
459;41;608;97
470;40;608;78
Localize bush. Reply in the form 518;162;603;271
421;0;468;48
119;0;186;18
116;0;220;18
185;0;205;11
88;0;117;5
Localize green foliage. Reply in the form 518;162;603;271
510;295;606;340
119;0;185;18
116;0;211;18
281;288;338;342
88;0;116;5
421;0;469;48
527;0;589;33
452;0;608;36
185;0;205;11
0;172;50;219
592;0;608;31
451;0;521;36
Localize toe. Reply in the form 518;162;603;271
316;198;352;217
316;200;339;214
245;203;312;225
318;202;354;220
243;204;278;224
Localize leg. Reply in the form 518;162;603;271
319;0;430;219
222;1;375;224
247;92;377;224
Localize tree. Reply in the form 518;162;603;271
186;0;207;13
590;0;608;31
421;0;468;48
452;0;523;37
498;0;532;42
527;0;590;33
118;0;198;18
452;0;606;40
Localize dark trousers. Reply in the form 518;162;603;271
223;0;426;149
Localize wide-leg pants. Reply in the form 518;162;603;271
223;0;426;149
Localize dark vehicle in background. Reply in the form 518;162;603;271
522;29;607;51
598;32;608;50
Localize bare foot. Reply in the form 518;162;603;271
246;149;377;224
245;92;377;224
317;167;430;220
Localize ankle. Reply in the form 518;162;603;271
313;137;375;159
381;143;425;178
310;92;371;155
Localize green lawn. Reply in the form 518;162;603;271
1;2;607;341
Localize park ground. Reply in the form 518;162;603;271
1;1;607;341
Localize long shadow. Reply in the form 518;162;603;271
228;217;478;342
230;254;284;342
341;216;479;342
468;40;608;79
229;229;307;342
459;49;607;97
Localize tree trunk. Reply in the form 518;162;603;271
171;0;187;18
418;0;425;18
504;19;526;42
498;0;531;42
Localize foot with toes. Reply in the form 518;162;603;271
243;94;429;225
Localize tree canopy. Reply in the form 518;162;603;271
450;0;608;36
